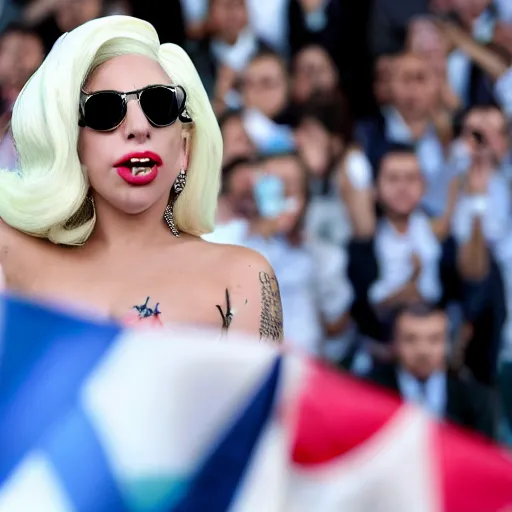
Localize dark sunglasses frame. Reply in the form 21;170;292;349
78;84;193;131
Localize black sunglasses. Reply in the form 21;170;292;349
78;84;193;131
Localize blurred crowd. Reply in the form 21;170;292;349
2;0;512;445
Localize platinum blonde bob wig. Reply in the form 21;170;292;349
0;15;222;245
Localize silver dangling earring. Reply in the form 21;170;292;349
164;169;187;237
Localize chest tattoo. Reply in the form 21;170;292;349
133;296;161;319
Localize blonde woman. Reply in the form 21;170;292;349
0;15;283;342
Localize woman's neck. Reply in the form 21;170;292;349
85;195;178;253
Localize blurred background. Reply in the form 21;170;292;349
3;0;512;447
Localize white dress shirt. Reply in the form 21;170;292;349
397;369;447;418
369;212;442;305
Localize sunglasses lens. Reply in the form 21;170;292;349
84;92;125;131
140;86;179;127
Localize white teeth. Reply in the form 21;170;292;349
131;167;152;176
129;157;151;164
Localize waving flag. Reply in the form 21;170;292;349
0;295;511;512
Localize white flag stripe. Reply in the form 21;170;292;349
230;355;306;512
0;453;74;512
288;407;442;512
81;326;280;477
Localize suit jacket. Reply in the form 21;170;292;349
367;363;495;439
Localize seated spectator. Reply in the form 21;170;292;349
32;0;104;54
239;51;296;153
186;0;271;111
346;144;505;384
406;11;495;110
406;16;461;124
357;52;451;215
293;91;373;245
243;153;354;358
219;110;257;166
202;157;257;246
290;44;339;106
240;50;293;125
367;302;495;439
288;0;345;63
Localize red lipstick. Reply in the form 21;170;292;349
114;151;163;186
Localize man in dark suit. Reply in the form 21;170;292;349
368;302;495;439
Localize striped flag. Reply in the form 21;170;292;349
0;294;512;511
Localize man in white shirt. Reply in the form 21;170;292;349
347;144;502;383
357;53;449;215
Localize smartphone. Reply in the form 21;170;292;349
253;174;286;219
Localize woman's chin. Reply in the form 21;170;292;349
109;194;162;216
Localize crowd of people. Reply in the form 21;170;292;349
1;0;512;446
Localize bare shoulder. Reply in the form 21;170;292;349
0;220;53;285
200;241;284;344
0;219;26;261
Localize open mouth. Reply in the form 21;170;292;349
119;157;158;177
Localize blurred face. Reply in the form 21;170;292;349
225;163;257;218
78;54;189;215
292;46;338;103
390;55;438;119
242;56;288;119
0;32;44;94
56;0;103;32
395;311;448;380
221;115;256;165
294;117;335;176
374;55;395;106
209;0;248;44
377;152;423;217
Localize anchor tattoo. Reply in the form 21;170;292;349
216;289;234;330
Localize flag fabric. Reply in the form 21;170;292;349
0;295;512;512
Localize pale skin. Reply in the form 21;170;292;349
0;54;284;342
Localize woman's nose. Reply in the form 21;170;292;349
123;99;151;141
